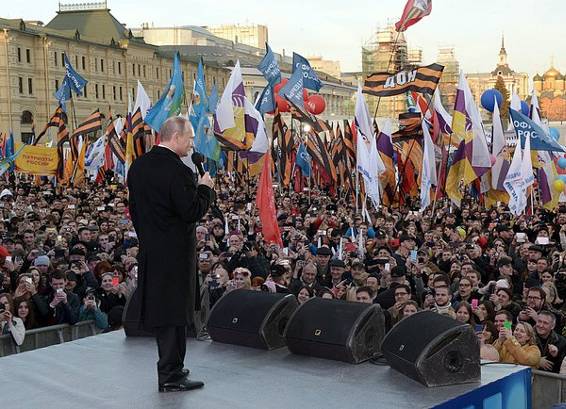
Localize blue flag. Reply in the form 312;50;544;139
256;85;276;115
208;83;219;114
279;69;304;108
258;44;281;86
194;58;208;116
292;53;322;92
63;54;87;95
54;77;71;111
146;52;185;132
296;143;312;177
510;109;566;153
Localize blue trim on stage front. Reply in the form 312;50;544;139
434;368;531;409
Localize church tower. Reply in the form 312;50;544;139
498;34;508;66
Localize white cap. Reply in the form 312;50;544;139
0;189;13;200
495;279;510;289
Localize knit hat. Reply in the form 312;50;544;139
34;255;50;267
0;189;12;200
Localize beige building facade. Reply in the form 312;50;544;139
206;24;268;49
0;2;229;142
307;56;341;79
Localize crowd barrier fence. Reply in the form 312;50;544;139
533;369;566;409
0;320;97;357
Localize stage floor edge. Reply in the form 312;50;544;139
0;331;531;409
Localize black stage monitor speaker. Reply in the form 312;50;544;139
381;310;480;387
207;289;298;350
284;298;384;364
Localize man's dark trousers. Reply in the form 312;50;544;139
156;326;187;384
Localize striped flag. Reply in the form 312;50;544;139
364;64;443;97
71;110;104;159
445;72;491;206
395;0;432;32
306;131;337;184
376;120;397;205
35;106;68;146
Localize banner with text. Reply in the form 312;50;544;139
363;63;444;97
15;144;59;176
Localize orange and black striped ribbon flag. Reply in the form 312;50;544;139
129;108;146;158
363;63;444;97
34;106;68;146
71;109;104;159
306;131;337;184
107;119;126;164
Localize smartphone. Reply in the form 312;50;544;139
97;206;105;211
410;250;418;262
282;247;289;256
474;324;483;333
5;256;11;263
56;288;63;294
515;232;526;243
503;321;512;330
112;276;120;287
68;205;75;209
23;277;32;285
199;253;209;261
246;202;252;212
471;299;479;309
536;237;550;245
384;263;390;273
127;232;137;238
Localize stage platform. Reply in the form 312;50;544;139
0;330;531;409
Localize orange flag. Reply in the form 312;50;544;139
256;153;283;247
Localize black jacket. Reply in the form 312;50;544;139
128;146;215;329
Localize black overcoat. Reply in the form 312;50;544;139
127;146;215;329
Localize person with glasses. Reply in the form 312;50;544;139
386;284;411;330
451;277;480;308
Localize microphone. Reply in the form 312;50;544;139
191;152;206;177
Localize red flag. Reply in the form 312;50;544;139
256;153;283;247
395;0;432;32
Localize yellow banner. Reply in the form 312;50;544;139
15;144;59;176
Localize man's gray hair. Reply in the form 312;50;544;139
159;116;192;142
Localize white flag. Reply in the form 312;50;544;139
134;80;152;119
216;61;242;132
355;84;380;208
420;120;437;211
85;135;106;178
504;136;534;215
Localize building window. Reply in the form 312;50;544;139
84;84;88;98
82;56;86;70
26;49;31;63
101;59;104;73
75;55;78;68
55;79;59;90
61;52;65;66
17;48;21;63
54;52;57;66
137;64;141;76
21;110;33;124
143;65;146;78
113;86;116;100
95;84;99;99
118;61;121;75
169;69;172;79
132;63;135;76
18;77;23;94
132;88;135;99
28;78;33;95
102;84;106;100
119;86;123;101
95;58;98;72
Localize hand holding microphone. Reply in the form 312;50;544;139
191;152;214;189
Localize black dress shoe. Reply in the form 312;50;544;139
182;368;190;377
159;378;204;393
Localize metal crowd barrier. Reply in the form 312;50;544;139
0;320;98;357
532;369;566;409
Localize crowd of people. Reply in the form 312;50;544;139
3;170;566;376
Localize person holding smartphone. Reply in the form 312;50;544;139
128;116;215;393
79;290;108;330
0;293;25;346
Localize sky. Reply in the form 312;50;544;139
4;0;566;77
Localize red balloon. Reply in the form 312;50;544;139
276;95;290;112
305;95;326;115
273;78;288;96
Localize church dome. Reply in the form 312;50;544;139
533;73;542;81
544;67;562;79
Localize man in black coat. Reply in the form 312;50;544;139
128;117;215;393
